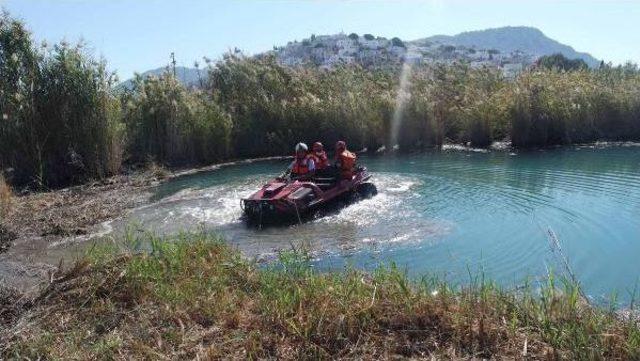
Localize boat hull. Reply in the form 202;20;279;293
242;168;376;226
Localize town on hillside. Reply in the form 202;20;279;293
268;33;532;78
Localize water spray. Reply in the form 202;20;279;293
389;58;414;150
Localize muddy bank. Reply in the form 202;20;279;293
0;156;292;294
0;169;168;293
1;172;162;250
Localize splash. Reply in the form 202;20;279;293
390;61;413;149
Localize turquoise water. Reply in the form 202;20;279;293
125;145;640;303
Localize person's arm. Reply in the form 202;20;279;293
277;161;295;180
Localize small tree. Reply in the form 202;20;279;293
537;53;588;71
363;34;375;41
391;37;405;48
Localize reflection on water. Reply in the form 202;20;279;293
50;145;640;302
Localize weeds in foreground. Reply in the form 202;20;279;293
0;175;13;218
1;232;639;359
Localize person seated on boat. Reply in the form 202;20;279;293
334;140;356;180
286;142;315;180
311;142;330;171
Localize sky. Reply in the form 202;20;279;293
2;0;639;79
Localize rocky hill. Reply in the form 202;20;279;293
415;26;599;67
119;26;599;87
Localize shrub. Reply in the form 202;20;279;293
537;53;589;71
391;37;405;48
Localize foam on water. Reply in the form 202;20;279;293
101;171;451;259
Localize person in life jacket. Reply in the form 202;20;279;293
334;140;356;179
311;142;329;170
287;142;315;179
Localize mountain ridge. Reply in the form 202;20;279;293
119;26;599;87
411;26;599;67
117;66;205;90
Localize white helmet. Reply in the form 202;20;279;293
295;142;308;152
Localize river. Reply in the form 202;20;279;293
11;144;640;304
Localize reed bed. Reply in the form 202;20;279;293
2;10;640;190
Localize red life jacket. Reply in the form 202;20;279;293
312;151;329;169
292;156;311;175
337;150;356;179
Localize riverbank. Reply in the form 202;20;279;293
0;168;165;255
0;156;293;254
0;165;173;294
1;232;638;359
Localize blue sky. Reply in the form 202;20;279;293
2;0;639;79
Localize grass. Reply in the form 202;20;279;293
0;175;15;252
0;174;12;218
1;231;639;360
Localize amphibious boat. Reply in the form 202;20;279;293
241;166;377;225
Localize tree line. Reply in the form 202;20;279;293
1;12;640;188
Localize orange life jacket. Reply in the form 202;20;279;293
337;150;356;179
292;156;312;175
312;151;329;170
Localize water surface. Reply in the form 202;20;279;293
111;145;640;302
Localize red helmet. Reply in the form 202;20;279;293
312;142;323;152
335;140;346;151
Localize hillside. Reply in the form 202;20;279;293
117;66;205;90
414;26;599;67
118;26;599;88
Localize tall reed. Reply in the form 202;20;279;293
2;10;640;189
0;174;12;218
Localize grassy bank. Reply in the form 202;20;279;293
2;232;639;359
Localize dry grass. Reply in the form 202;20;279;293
0;175;15;252
1;172;156;249
1;232;639;360
145;160;171;180
0;174;13;218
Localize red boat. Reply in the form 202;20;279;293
242;166;377;225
